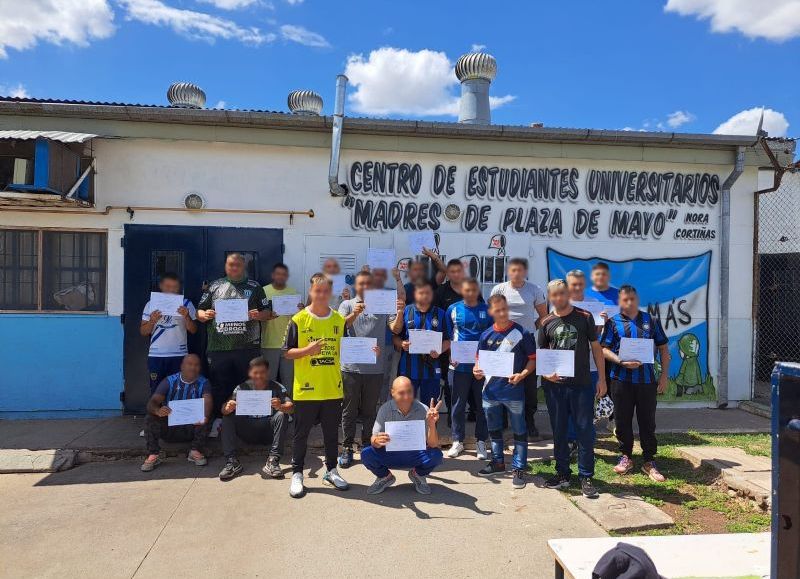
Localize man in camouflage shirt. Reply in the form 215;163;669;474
197;253;269;416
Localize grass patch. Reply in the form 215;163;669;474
529;432;771;536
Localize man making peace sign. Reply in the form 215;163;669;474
360;376;444;495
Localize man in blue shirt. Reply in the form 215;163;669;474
473;294;536;489
601;285;671;483
390;281;451;404
141;354;212;472
584;262;619;305
445;278;492;460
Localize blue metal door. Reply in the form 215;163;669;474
123;225;283;412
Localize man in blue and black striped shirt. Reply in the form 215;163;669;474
390;281;451;404
600;285;671;483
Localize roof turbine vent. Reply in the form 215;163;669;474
455;52;497;125
167;82;206;109
288;90;323;115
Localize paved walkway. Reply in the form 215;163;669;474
0;408;770;458
0;453;604;579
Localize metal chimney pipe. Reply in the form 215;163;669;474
455;52;497;125
328;74;348;196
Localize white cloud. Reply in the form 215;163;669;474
666;110;696;128
279;24;329;47
665;0;800;41
197;0;259;9
286;0;304;4
470;43;487;52
0;0;115;59
0;83;29;98
714;107;789;137
120;0;274;44
213;100;226;109
344;47;515;117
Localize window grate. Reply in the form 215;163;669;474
0;229;38;310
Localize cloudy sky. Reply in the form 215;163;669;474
0;0;797;137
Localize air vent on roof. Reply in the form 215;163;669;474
455;52;497;125
167;82;206;109
288;90;323;115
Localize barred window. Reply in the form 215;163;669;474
0;228;107;312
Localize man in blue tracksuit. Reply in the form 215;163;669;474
473;294;537;490
389;281;451;403
445;278;492;460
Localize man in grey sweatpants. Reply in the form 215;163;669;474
337;270;388;468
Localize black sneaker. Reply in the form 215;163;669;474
580;477;599;498
262;456;284;479
544;474;570;489
477;461;506;476
512;469;527;489
338;447;354;469
219;457;243;480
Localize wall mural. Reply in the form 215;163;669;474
547;249;715;402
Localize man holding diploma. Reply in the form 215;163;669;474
445;278;492;460
261;263;300;387
538;279;607;498
218;357;294;481
600;285;670;483
197;253;269;423
140;354;212;472
338;271;385;468
361;377;444;495
473;294;536;489
283;273;349;498
390;281;451;404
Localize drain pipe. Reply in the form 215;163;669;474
717;146;746;408
328;74;348;197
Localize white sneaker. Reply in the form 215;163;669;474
476;440;489;460
289;472;305;498
446;441;464;458
208;417;222;438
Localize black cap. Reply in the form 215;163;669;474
592;542;665;579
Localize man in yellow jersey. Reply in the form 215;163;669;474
283;273;349;498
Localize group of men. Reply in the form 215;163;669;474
139;250;670;499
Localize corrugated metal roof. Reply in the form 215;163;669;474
0;129;99;143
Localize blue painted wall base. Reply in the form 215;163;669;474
0;314;123;414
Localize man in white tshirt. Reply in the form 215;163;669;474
141;272;198;395
490;257;547;438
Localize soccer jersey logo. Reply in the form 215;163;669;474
431;317;439;329
243;289;253;298
553;323;578;349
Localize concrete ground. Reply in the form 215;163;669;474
0;451;604;579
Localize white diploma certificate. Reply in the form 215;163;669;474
367;248;396;270
407;231;436;256
535;349;576;377
149;292;184;316
408;329;443;354
478;350;515;377
329;274;347;295
235;390;272;416
450;340;479;365
271;294;301;316
168;398;205;426
213;298;249;323
619;337;655;364
571;300;606;326
340;337;377;365
385;420;426;452
364;289;397;314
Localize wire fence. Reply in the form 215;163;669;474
754;168;800;404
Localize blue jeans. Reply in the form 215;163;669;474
483;398;527;470
411;377;441;404
360;445;443;478
567;371;599;441
451;371;488;442
544;383;596;478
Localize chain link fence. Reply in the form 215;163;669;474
753;167;800;404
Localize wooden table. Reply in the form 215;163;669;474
548;533;769;579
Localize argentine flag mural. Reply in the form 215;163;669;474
547;249;714;402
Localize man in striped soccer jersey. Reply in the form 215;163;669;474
601;285;671;483
141;354;212;472
389;281;451;404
